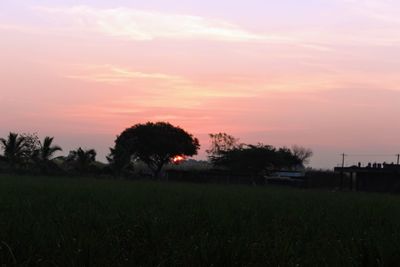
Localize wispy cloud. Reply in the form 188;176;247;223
3;3;399;52
65;64;259;109
66;64;186;84
35;6;289;43
32;4;400;48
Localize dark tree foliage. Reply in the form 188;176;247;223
32;137;62;174
20;133;40;159
111;122;200;178
106;147;135;177
278;147;303;168
66;148;97;174
0;133;28;169
211;144;302;176
33;137;62;162
291;145;314;165
0;133;64;174
206;133;240;160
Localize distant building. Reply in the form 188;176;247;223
334;163;400;192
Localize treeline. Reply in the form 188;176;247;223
0;132;101;176
207;133;312;175
0;122;313;180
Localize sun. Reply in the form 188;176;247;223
172;155;185;165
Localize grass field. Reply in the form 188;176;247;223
0;175;400;266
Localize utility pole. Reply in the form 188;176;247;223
340;153;346;190
341;153;346;168
397;154;400;165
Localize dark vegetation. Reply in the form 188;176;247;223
211;145;302;175
109;122;200;178
1;122;397;266
0;123;313;184
0;132;100;177
0;175;400;266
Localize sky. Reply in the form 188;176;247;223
1;0;400;169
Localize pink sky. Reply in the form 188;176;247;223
1;0;400;168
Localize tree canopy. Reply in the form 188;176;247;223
211;144;302;175
111;122;200;177
291;145;313;165
66;148;97;173
206;132;240;161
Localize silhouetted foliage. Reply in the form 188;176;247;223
206;133;240;161
292;145;313;165
32;137;62;174
106;147;135;177
0;133;64;174
20;133;40;159
0;129;314;184
111;122;200;178
277;147;303;168
66;148;97;174
0;133;28;169
211;144;302;177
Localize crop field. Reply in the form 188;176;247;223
0;175;400;266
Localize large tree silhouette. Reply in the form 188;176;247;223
112;122;200;178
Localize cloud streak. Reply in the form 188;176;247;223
32;4;400;49
66;64;186;84
36;6;289;43
64;64;260;110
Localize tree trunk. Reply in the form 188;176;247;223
153;164;164;179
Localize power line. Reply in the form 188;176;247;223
345;154;398;157
346;154;397;157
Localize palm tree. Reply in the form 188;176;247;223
0;132;27;169
32;137;62;173
34;137;62;162
67;148;97;173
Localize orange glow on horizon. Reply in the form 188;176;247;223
2;1;400;169
172;155;186;165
